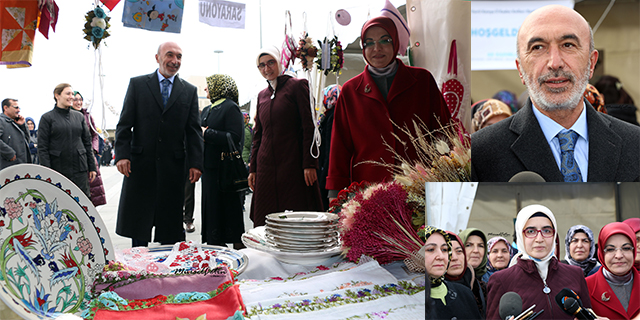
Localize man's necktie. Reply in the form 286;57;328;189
557;130;582;182
161;78;170;107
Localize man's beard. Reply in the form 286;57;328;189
523;64;590;112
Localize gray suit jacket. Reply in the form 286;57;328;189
0;113;31;169
471;99;640;182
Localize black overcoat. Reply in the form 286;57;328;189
38;107;96;196
115;71;203;243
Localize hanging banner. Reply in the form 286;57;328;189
471;0;574;70
198;0;245;29
0;0;38;68
122;0;184;33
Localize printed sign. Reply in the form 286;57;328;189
199;0;245;29
122;0;184;33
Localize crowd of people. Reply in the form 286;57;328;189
426;208;640;320
1;87;111;207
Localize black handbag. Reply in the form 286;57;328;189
219;133;249;192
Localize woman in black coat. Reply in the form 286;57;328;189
200;74;245;249
38;83;96;196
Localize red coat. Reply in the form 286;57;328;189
486;257;592;320
586;267;640;320
326;59;450;191
249;75;323;226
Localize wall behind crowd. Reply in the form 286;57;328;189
470;1;639;119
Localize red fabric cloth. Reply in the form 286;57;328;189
360;16;399;63
486;257;591;320
586;263;640;319
326;59;451;191
623;217;640;270
100;0;121;11
37;0;58;39
93;284;245;320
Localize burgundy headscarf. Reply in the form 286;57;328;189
597;222;637;275
444;231;468;282
360;16;399;66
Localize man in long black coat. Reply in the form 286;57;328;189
115;42;203;247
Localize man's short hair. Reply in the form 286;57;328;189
1;98;16;111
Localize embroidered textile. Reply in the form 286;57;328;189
122;0;184;33
0;0;38;68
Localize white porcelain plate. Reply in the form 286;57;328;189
265;226;338;239
266;221;337;231
265;232;338;245
0;164;115;319
266;211;338;225
242;227;341;264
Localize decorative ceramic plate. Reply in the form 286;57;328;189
270;240;338;251
147;244;248;275
242;227;341;264
0;164;115;319
266;212;338;225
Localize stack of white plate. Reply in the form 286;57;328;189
264;211;340;252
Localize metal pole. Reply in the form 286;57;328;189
214;50;223;73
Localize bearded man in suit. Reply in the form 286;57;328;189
115;42;203;247
471;5;640;182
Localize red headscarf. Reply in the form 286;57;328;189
444;231;468;282
597;222;637;274
360;16;399;66
623;217;640;270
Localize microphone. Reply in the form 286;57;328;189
509;171;546;182
563;297;596;320
499;292;522;320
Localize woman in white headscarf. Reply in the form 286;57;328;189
485;204;592;319
247;46;323;227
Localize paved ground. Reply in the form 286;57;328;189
97;165;254;251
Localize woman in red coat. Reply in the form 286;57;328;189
247;46;323;226
586;222;640;319
326;16;451;196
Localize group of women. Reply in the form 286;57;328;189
425;208;640;320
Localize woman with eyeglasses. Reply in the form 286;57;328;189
247;46;323;227
486;204;591;319
586;222;640;319
38;83;96;197
326;16;451;198
563;225;601;277
425;227;482;319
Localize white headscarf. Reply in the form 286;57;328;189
514;204;558;281
256;46;282;75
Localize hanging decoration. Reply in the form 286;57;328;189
280;10;296;73
100;0;121;11
316;36;343;76
122;0;184;33
37;0;59;39
83;6;111;49
295;32;317;72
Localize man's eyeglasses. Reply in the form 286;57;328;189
257;59;277;69
523;226;554;238
10;105;19;109
603;245;634;255
363;38;393;48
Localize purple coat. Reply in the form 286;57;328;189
486;257;591;320
249;75;323;226
81;109;106;207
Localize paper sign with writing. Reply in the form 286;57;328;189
199;0;245;29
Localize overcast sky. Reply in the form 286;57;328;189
0;0;403;134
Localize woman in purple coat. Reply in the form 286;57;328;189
486;204;591;319
247;46;323;226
